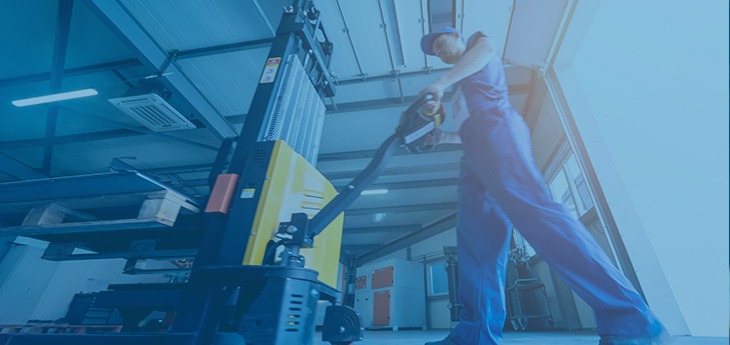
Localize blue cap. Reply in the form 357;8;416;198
421;27;460;55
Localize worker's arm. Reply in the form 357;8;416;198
420;34;495;102
439;130;462;144
426;129;462;145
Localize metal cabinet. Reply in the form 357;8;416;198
354;258;426;330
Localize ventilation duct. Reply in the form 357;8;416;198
108;93;196;132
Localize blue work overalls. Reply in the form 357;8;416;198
449;34;664;345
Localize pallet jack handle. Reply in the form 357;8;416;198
308;132;402;238
307;93;435;238
271;94;435;266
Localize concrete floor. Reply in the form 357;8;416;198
313;330;729;345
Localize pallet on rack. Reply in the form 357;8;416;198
0;171;203;261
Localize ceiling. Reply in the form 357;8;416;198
0;0;570;261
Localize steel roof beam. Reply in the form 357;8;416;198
0;154;48;180
334;67;449;86
324;162;459;181
344;224;421;235
0;129;139;150
42;0;75;175
175;38;275;60
346;202;456;216
333;64;523;86
342;244;382;252
0;59;141;88
325;83;530;114
336;177;459;191
356;213;457;265
318;144;462;162
86;0;237;140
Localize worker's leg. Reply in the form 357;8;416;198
447;162;512;345
458;110;665;338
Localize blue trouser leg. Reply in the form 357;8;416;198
450;110;663;344
450;165;512;345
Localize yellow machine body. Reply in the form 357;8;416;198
241;140;343;287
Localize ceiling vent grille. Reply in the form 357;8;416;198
108;93;195;132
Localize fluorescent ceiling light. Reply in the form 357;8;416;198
373;212;387;223
12;88;98;107
361;188;388;195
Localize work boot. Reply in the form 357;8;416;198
598;330;672;345
424;336;458;345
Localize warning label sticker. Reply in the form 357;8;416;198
259;57;281;84
240;188;256;199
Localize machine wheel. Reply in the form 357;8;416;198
329;342;353;345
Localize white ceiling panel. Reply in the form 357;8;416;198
1;147;45;174
316;0;367;77
393;0;428;70
505;0;568;66
320;106;406;154
121;0;275;51
343;210;452;229
65;3;135;69
335;1;394;76
462;0;513;58
0;172;14;183
0;0;56;79
397;71;445;96
331;79;400;103
177;47;269;116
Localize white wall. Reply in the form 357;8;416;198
553;0;729;337
0;240;169;323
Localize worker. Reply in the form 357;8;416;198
419;27;669;345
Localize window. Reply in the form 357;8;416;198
546;147;595;219
565;154;594;212
548;169;579;219
428;260;449;296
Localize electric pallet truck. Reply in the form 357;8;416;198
177;94;447;345
250;93;446;345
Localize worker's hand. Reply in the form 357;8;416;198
424;100;439;114
420;81;447;104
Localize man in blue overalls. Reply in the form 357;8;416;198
419;27;669;345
